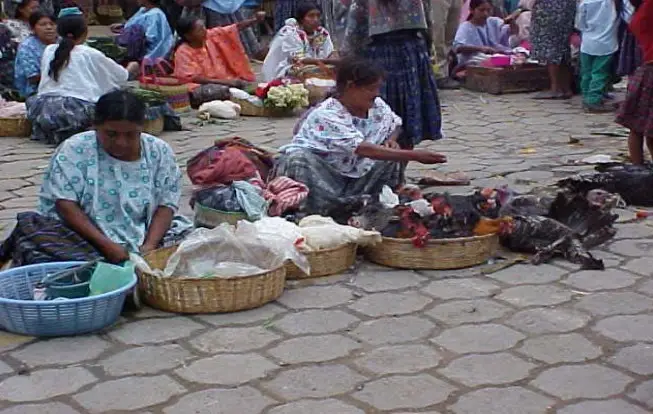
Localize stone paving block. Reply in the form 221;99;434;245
195;303;286;326
609;344;653;375
0;403;81;414
425;298;511;325
352;374;456;411
506;307;591;334
517;333;602;364
108;317;204;345
349;315;436;345
574;292;653;316
0;361;13;375
594;315;653;342
262;365;366;400
351;270;426;292
421;278;500;299
99;344;192;376
276;285;354;309
608;239;653;257
530;364;633;400
636;279;653;297
431;323;525;354
175;353;278;385
439;353;536;387
623;257;653;276
558;400;649;414
163;387;277;414
629;380;653;409
73;375;185;412
563;269;638;291
189;326;281;353
0;367;96;402
450;386;554;414
273;309;360;335
353;344;442;374
496;285;573;307
267;334;361;364
486;264;567;285
348;292;432;317
268;399;365;414
10;336;111;367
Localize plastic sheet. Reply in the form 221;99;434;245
89;262;135;296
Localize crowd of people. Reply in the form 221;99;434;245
0;0;651;266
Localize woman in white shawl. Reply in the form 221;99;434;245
262;2;338;81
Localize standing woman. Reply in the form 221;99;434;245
529;0;576;99
201;0;264;59
343;0;442;154
617;0;643;77
28;8;137;144
110;0;174;60
14;10;58;99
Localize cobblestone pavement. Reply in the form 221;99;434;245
1;90;653;414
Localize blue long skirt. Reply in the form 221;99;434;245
363;31;443;148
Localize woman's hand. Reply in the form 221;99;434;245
139;243;157;255
102;242;130;264
110;23;123;34
413;150;447;164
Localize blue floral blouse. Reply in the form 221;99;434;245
39;131;192;252
281;97;402;178
14;35;47;98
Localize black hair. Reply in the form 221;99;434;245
13;0;36;19
94;90;146;125
335;56;384;93
176;16;197;44
468;0;492;20
294;2;320;23
49;14;86;82
28;10;55;28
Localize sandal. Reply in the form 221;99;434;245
532;91;562;100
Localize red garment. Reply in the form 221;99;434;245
264;176;309;216
631;0;653;63
187;147;257;186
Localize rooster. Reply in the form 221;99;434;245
397;206;430;247
472;217;514;236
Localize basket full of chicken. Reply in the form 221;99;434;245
349;184;619;271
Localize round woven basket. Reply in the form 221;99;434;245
194;203;248;228
0;117;31;138
230;98;292;117
139;246;287;313
143;116;164;136
285;243;357;280
364;234;500;270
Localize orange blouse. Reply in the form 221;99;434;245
174;24;256;91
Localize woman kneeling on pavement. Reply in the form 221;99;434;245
273;57;447;216
173;13;265;108
0;90;193;266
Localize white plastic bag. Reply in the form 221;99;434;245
298;215;382;250
409;199;435;217
380;185;399;208
197;100;241;119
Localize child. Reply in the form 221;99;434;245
576;0;634;113
616;0;653;164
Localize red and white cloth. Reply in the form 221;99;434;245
264;176;309;216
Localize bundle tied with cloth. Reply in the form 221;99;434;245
187;137;308;220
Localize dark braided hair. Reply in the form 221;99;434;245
335;56;385;94
94;90;146;126
49;14;86;82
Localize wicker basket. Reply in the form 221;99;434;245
285;243;357;280
231;98;291;117
139;246;287;313
0;116;31;138
143;116;164;136
363;234;500;270
194;202;248;228
465;65;550;95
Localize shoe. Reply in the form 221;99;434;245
437;78;461;90
584;103;614;114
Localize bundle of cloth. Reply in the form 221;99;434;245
187;137;309;219
348;185;619;270
0;97;26;117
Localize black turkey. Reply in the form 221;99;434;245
557;163;653;206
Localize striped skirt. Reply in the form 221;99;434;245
26;95;95;145
616;63;653;137
617;29;643;77
363;31;443;148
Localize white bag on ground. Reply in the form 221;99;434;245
298;215;382;251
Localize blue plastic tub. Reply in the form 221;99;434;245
0;262;137;337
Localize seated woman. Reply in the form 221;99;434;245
14;10;57;99
27;8;138;144
110;0;174;61
173;13;263;108
0;90;193;266
4;0;39;43
273;57;447;217
262;2;338;81
453;0;519;72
